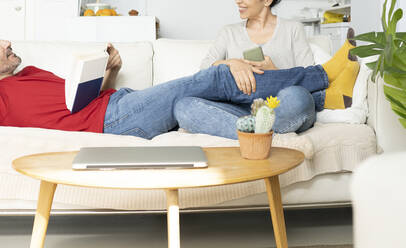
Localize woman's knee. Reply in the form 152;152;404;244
276;86;315;115
273;86;316;133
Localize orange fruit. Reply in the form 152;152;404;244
110;9;117;16
84;9;96;16
96;9;115;16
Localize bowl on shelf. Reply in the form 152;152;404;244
85;3;111;13
83;3;118;16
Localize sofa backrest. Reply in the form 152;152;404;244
11;36;332;89
152;36;333;85
12;41;154;90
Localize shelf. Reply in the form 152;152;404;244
323;4;351;15
321;22;352;28
299;18;321;24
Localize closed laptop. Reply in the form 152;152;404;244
72;146;208;170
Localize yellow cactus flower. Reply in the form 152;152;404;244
265;96;280;109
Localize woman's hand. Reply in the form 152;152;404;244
243;56;277;71
106;43;122;72
227;59;264;95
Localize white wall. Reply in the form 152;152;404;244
275;0;331;20
147;0;241;40
352;0;405;33
99;0;332;40
352;0;384;34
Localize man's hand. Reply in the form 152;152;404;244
101;43;122;90
106;43;122;71
243;56;277;72
227;59;264;95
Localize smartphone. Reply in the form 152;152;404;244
243;47;265;62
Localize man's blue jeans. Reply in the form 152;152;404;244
104;64;329;139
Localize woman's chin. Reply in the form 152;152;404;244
239;14;249;19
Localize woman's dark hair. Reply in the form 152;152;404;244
270;0;282;8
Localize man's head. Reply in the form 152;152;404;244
0;40;21;76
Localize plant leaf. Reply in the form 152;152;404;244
391;102;406;119
384;72;405;88
399;118;406;129
390;9;403;34
350;44;383;58
385;66;406;76
352;32;385;46
372;55;384;81
392;47;406;71
397;32;406;41
382;0;388;32
366;61;378;71
384;34;395;66
388;0;397;27
384;85;406;111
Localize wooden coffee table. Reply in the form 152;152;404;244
12;147;304;248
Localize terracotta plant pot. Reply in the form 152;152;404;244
237;130;273;160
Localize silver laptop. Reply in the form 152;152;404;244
72;146;208;170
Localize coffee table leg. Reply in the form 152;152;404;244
265;176;288;248
30;180;57;248
166;189;180;248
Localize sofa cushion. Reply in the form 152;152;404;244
11;41;154;90
153;39;213;85
0;122;376;210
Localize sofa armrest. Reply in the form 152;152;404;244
367;76;406;153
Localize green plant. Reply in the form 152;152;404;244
251;98;266;116
236;115;256;133
350;0;406;128
255;106;275;134
236;96;280;133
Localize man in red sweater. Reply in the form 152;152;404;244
0;40;121;134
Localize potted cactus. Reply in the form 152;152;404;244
236;96;280;159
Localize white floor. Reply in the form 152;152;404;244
0;207;353;248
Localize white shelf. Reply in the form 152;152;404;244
299;18;322;23
323;4;351;15
321;22;352;28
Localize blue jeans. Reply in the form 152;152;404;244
104;64;328;139
174;86;320;139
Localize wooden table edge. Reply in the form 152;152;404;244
11;147;305;190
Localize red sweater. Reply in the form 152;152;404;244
0;66;116;133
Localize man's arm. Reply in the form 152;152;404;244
101;43;122;91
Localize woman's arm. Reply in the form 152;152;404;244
200;27;229;70
201;27;263;95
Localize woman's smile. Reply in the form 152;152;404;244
238;6;248;13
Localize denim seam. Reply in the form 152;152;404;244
120;126;148;138
278;115;306;134
315;65;329;89
104;113;130;129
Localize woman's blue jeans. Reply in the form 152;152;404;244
104;64;328;139
175;86;324;139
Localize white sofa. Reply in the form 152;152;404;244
1;36;396;214
352;152;406;248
